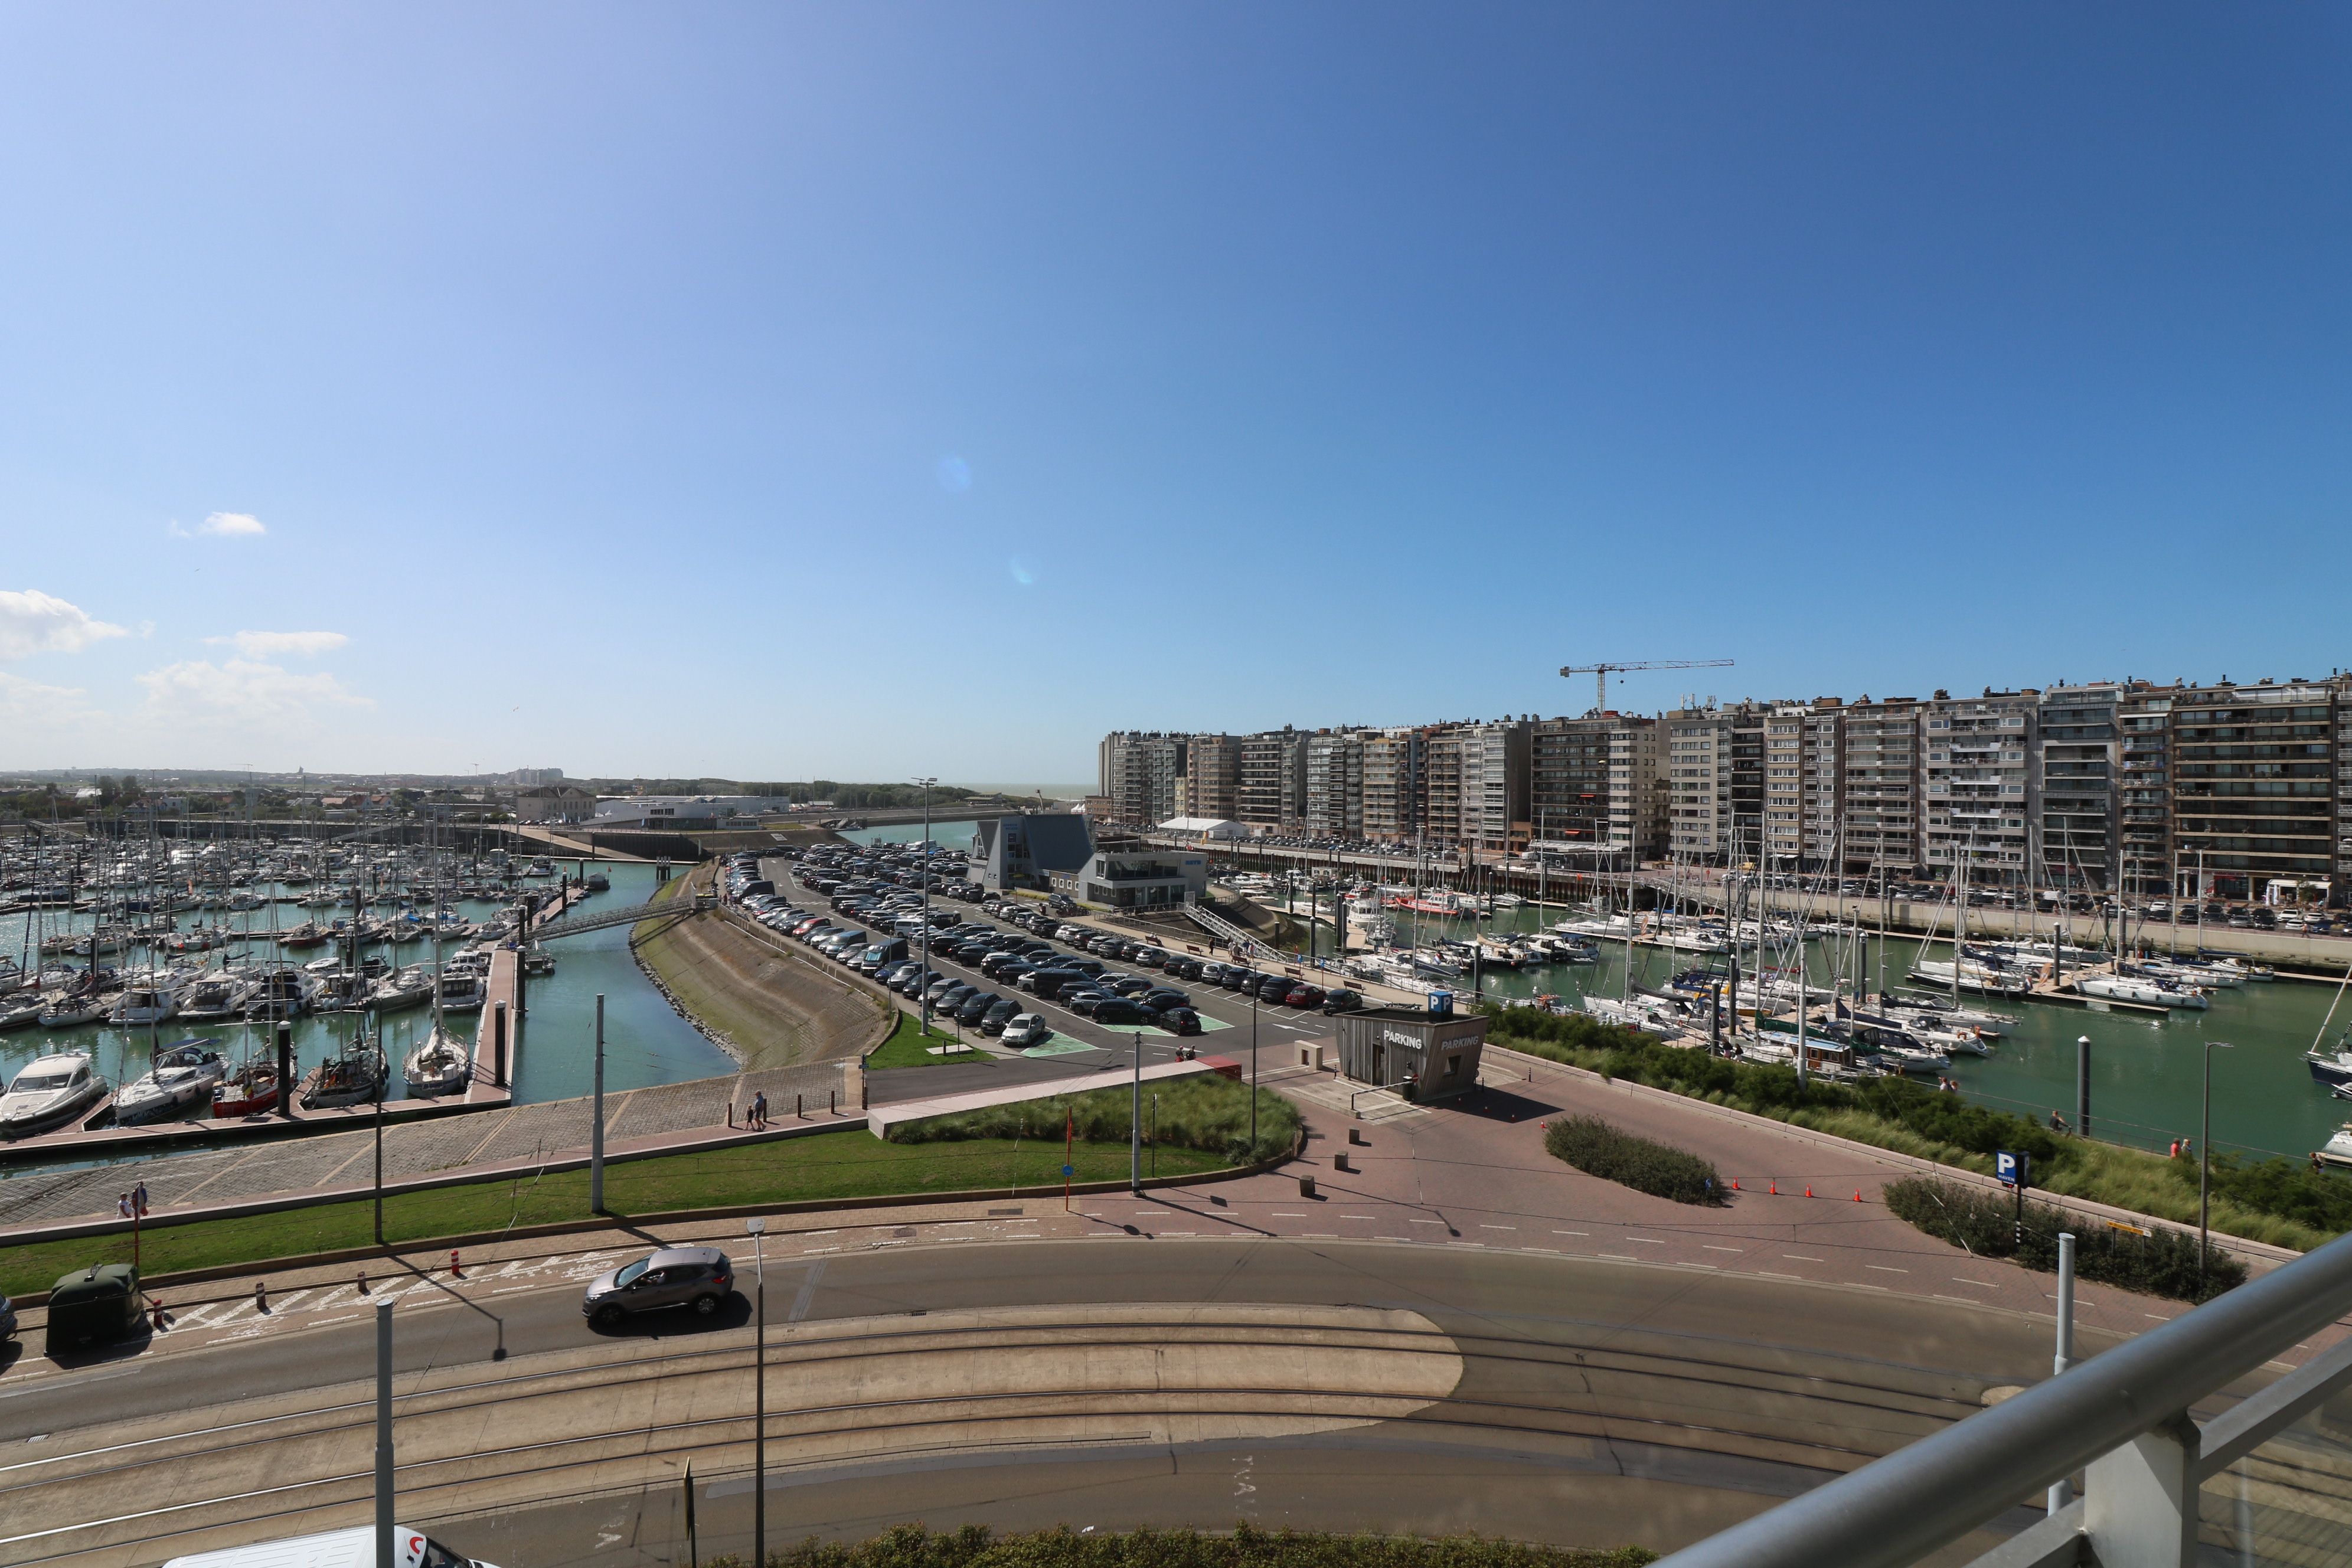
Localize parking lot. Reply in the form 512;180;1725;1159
719;844;1351;1101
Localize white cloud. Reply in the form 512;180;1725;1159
0;589;130;659
200;511;265;537
0;670;102;726
205;630;349;658
136;658;373;722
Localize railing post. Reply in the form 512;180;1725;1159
2085;1412;2200;1568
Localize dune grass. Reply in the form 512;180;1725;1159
867;1008;996;1070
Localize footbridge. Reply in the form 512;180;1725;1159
528;893;711;942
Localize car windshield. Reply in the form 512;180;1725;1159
614;1259;651;1288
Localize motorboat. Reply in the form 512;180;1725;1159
521;946;556;977
0;995;45;1031
2309;1048;2352;1090
584;872;610;893
302;1035;387;1109
367;966;434;1012
177;974;252;1023
240;966;318;1020
278;922;330;950
436;970;488;1013
0;955;21;997
211;1054;281;1118
113;1039;227;1125
403;1027;473;1096
0;1051;110;1138
108;981;183;1027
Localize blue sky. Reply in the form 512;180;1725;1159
1;6;2346;781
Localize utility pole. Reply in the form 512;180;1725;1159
375;1298;395;1568
913;776;936;1037
591;994;606;1213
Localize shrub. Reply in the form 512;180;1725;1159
887;1074;1300;1167
1883;1176;2246;1303
703;1523;1656;1568
1544;1115;1724;1205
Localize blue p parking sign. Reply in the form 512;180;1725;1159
1996;1151;2030;1189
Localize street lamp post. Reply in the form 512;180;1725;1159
2200;1039;2234;1289
745;1216;767;1567
1249;984;1259;1153
1131;1030;1144;1195
913;776;936;1037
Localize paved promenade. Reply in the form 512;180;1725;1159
0;1060;857;1234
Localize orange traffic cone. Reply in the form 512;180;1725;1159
1854;1190;1863;1202
1730;1179;1739;1191
450;1249;463;1278
1805;1186;1814;1198
1769;1180;1778;1195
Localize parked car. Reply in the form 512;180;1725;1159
1107;974;1153;997
1255;975;1293;1003
981;998;1022;1034
1321;988;1367;1014
1284;984;1326;1009
1093;997;1150;1026
583;1246;735;1327
1002;1014;1053;1047
1142;988;1190;1011
1154;1006;1203;1036
955;991;999;1025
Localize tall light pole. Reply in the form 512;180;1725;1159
374;1297;394;1568
1249;984;1259;1154
745;1216;767;1567
1131;1030;1144;1194
913;777;936;1037
2200;1040;2234;1291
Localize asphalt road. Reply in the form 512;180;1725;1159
0;1238;2093;1567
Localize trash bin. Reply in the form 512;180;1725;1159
45;1264;141;1355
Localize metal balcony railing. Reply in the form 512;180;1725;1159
1651;1229;2352;1568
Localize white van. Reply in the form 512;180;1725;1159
164;1524;497;1568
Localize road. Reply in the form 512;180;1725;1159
0;1237;2090;1568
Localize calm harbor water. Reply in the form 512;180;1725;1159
1271;889;2352;1168
0;861;733;1121
837;818;984;851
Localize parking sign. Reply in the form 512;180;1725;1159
1995;1151;2030;1189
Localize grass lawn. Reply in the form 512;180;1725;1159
866;1008;996;1070
0;1131;1226;1300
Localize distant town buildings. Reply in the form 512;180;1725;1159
1100;669;2352;904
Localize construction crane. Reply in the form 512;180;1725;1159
1559;658;1734;714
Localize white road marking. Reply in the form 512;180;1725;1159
1702;1244;1742;1253
1782;1255;1824;1263
1625;1238;1667;1246
1866;1265;1909;1274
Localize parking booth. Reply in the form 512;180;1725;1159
1331;994;1488;1102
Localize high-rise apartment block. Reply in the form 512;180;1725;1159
1236;729;1308;828
1101;666;2352;903
1184;733;1240;821
1097;731;1188;827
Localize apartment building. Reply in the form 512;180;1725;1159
1236;728;1308;829
1304;730;1366;839
2116;685;2180;896
1840;696;1920;877
1097;731;1188;827
1729;705;1766;864
1763;707;1806;867
1184;733;1240;822
1361;727;1425;843
1420;720;1529;853
1533;713;1662;861
1922;690;2037;883
1663;706;1735;860
2171;680;2337;902
2037;685;2122;891
1801;701;1844;868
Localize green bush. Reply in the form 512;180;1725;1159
704;1523;1655;1568
2200;1151;2352;1235
1544;1116;1724;1205
887;1073;1301;1167
1883;1177;2246;1304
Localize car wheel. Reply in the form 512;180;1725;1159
693;1293;720;1317
594;1303;626;1328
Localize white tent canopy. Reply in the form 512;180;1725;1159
1157;816;1251;840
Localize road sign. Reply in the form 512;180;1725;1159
1996;1151;2030;1189
1061;1164;1075;1177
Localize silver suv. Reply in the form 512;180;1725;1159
582;1246;735;1327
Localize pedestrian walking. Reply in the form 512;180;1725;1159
117;1193;133;1220
2170;1138;2181;1159
751;1090;768;1129
132;1180;149;1217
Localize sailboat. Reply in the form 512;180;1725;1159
303;1029;388;1109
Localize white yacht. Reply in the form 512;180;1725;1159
2075;973;2210;1010
435;969;488;1013
109;980;184;1027
0;1051;110;1138
368;966;435;1012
